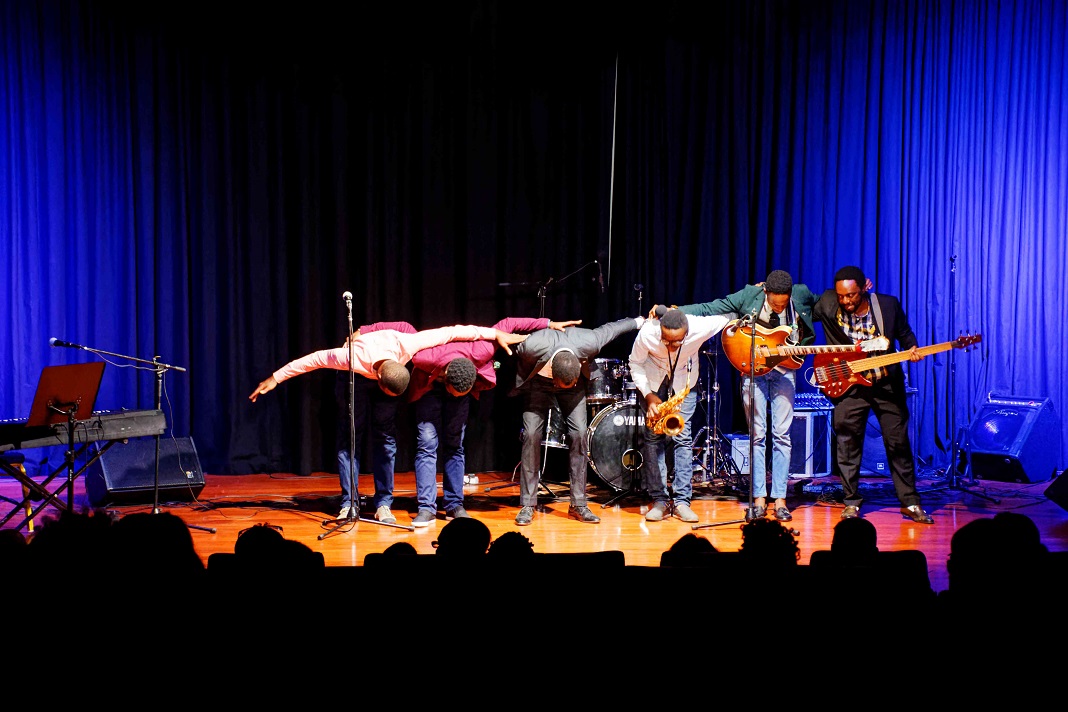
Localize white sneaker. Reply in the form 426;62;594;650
337;506;354;519
375;505;397;524
463;474;479;485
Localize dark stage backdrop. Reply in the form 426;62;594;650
2;0;1065;483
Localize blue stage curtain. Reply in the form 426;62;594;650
2;1;1064;478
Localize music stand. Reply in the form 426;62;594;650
27;362;106;511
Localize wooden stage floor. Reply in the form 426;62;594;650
4;465;1067;595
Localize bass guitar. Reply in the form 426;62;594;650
720;319;889;377
813;334;982;399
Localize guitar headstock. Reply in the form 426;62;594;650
953;333;982;350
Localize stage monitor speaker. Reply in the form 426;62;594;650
790;410;831;478
86;436;205;507
860;387;919;475
968;394;1061;484
1045;474;1068;512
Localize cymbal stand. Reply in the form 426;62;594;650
691;340;745;501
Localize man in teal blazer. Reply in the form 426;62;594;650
679;270;818;523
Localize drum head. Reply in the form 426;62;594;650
587;358;625;404
586;402;645;492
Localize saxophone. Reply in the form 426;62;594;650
648;384;690;436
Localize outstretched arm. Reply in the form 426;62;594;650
249;375;278;403
495;330;528;355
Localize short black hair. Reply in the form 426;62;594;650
378;361;410;395
660;308;688;331
552;351;581;385
764;270;793;295
834;265;866;285
445;357;477;394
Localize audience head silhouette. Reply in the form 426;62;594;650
668;532;717;555
830;516;879;563
739;517;799;565
487;531;535;562
382;541;418;557
433;517;491;559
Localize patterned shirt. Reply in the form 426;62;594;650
837;309;888;383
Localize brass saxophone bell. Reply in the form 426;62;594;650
660;413;685;437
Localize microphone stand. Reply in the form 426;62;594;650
320;293;414;538
57;342;213;533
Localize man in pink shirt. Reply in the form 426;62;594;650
249;324;527;523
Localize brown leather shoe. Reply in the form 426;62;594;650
900;505;934;524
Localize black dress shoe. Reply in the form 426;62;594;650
568;505;601;523
745;505;767;522
774;506;792;522
900;505;934;524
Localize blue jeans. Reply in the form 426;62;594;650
740;369;795;500
642;386;698;506
413;386;470;514
337;374;398;510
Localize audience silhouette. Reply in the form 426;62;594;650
739;517;800;566
432;516;491;560
487;530;535;562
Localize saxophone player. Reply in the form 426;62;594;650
630;307;731;522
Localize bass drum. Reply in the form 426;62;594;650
586;402;646;492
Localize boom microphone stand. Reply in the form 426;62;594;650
921;255;998;503
320;291;414;538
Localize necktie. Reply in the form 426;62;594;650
768;311;780;327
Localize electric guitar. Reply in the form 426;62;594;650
813;333;982;399
720;319;889;377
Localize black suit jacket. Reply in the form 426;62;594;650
813;290;918;381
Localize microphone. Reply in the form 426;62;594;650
654;305;668;318
49;337;83;349
342;291;353;312
595;260;605;293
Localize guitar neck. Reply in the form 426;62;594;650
848;341;956;371
773;343;864;357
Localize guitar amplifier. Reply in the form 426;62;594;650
790;410;832;478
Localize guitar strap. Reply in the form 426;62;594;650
868;293;884;336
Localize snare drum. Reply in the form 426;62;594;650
587;358;626;404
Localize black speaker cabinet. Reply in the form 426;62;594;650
86;436;205;507
969;395;1061;484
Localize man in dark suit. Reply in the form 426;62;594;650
812;265;933;524
508;315;645;526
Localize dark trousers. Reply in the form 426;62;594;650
832;375;921;508
519;376;589;508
